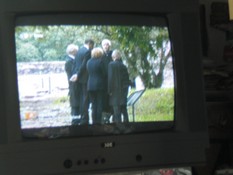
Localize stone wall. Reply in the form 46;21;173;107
17;61;65;75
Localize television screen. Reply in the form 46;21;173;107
15;14;175;139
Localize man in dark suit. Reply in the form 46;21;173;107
101;39;113;123
70;39;94;125
64;44;80;116
108;50;130;123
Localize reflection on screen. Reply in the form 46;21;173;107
15;25;174;131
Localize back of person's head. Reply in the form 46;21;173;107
112;49;121;60
85;39;94;45
91;47;104;58
66;44;78;56
85;39;94;50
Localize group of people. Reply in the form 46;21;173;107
65;39;130;125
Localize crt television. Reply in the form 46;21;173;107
0;0;209;174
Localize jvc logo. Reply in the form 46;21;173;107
102;142;115;148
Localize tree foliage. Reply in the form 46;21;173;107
15;25;173;88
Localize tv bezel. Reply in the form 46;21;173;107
0;0;209;174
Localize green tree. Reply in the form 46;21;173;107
150;28;172;88
100;26;172;88
15;26;86;62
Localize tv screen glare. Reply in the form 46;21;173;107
0;0;209;174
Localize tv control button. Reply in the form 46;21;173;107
63;159;73;169
136;154;142;162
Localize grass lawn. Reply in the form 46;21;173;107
128;88;174;122
19;87;174;129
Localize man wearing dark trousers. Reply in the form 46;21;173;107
64;44;80;116
101;39;113;123
108;50;130;123
70;39;94;125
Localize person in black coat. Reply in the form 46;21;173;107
70;39;94;125
101;39;113;122
64;44;80;116
108;50;130;123
87;47;105;124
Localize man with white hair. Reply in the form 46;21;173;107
101;39;113;79
108;49;130;123
64;44;79;116
101;39;113;123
